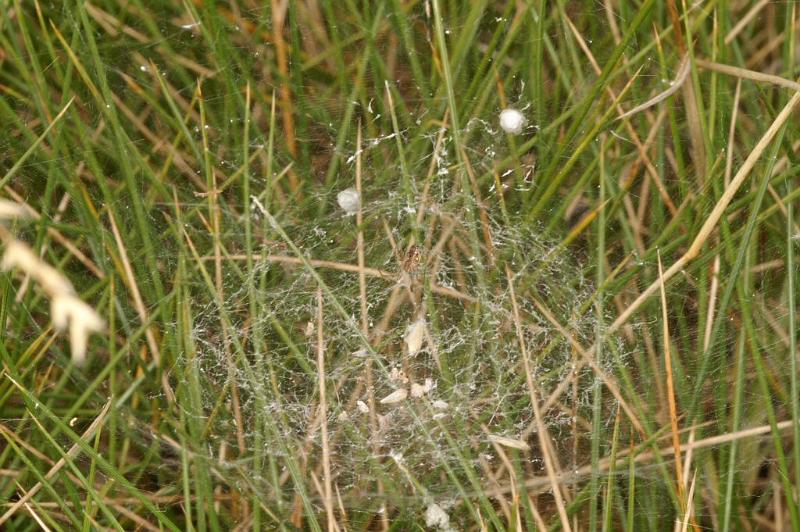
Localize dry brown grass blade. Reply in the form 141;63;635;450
724;0;771;44
316;290;337;532
461;148;496;265
87;2;215;78
506;265;572;532
658;251;685;504
201;83;247;469
565;16;678;215
484;417;799;498
603;0;622;43
696;59;800;93
679;470;698;532
746;15;800;69
527;295;645;436
0;397;112;525
702;255;721;351
616;55;690;122
658;0;704;176
767;185;800;237
204;253;476;303
110;92;205;189
109;502;160;532
108;210;176;401
107;212;160;365
17;489;53;532
354;123;387;531
608;90;800;336
562;199;610;247
355;122;369;336
271;0;300;193
486;426;533;531
3;188;104;280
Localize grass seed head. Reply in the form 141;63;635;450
50;294;104;366
0;199;28;221
1;240;75;295
2;238;102;365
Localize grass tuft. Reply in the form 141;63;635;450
1;1;799;529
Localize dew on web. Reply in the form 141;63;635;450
180;161;621;516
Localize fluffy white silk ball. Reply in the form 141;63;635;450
336;187;360;214
499;108;526;134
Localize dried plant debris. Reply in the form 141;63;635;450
404;318;427;356
410;378;434;398
380;388;409;405
489;434;531;451
185;192;607;512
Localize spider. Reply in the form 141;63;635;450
401;244;422;275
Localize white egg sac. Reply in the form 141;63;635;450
404;319;426;356
499;108;526;134
336;187;360;214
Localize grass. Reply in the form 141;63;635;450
0;0;799;529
